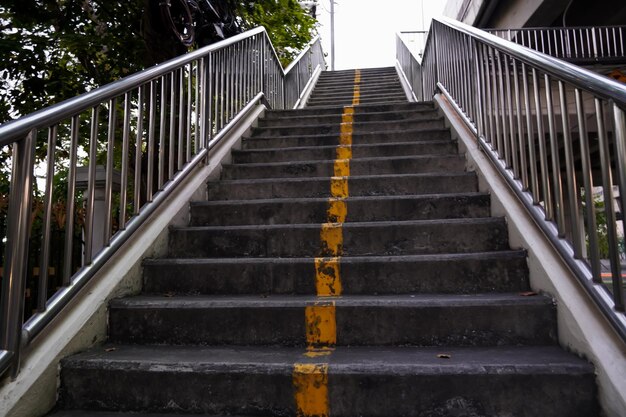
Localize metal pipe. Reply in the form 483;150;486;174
38;126;57;311
544;74;565;236
0;129;36;377
595;99;624;311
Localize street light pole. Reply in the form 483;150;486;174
330;0;335;70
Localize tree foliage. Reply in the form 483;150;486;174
235;0;316;66
0;0;317;123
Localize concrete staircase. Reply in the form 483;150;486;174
52;67;598;417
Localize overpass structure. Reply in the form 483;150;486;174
0;9;625;417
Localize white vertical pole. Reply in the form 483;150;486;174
330;0;335;70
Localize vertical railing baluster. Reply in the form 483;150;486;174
120;93;131;230
575;90;601;282
558;81;582;254
544;74;566;236
0;128;36;377
103;98;117;244
596;99;624;311
38;126;57;311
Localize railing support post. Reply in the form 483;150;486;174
0;129;36;378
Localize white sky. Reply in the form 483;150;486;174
315;0;447;70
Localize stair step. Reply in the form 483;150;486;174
307;95;408;106
50;412;220;417
250;118;444;137
59;345;597;417
190;193;490;226
233;140;456;163
243;129;451;149
309;87;405;99
258;109;439;126
221;154;465;180
142;251;530;295
307;98;408;107
109;293;556;346
207;172;478;200
168;217;509;258
264;101;434;118
316;75;399;85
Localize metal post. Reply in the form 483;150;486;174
330;0;335;71
0;129;36;378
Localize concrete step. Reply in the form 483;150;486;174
263;102;434;118
221;154;466;180
109;293;557;347
142;251;530;295
232;140;456;163
189;193;490;226
316;73;399;83
168;217;509;258
49;413;260;417
307;94;408;106
250;118;444;137
242;128;451;149
307;97;408;107
310;86;405;98
309;86;406;99
316;75;399;85
49;413;239;417
59;345;597;416
258;109;439;127
207;172;478;200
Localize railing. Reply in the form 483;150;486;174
284;36;325;109
398;17;626;342
486;26;626;64
0;27;324;379
396;31;428;101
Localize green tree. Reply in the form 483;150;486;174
0;0;317;123
235;0;317;66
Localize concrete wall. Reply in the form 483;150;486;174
435;93;626;417
443;0;571;28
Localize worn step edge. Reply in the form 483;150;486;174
108;293;556;346
142;250;529;295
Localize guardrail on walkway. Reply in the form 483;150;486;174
0;27;325;379
397;18;626;343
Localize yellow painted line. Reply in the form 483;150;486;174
341;107;354;124
352;70;361;106
305;301;337;346
292;79;364;415
293;363;330;417
336;144;352;160
333;158;350;177
352;86;360;106
320;222;343;256
315;257;343;296
303;347;334;358
339;122;353;146
330;176;348;198
326;198;347;223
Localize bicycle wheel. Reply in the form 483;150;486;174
159;0;195;46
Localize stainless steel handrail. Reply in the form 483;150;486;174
396;31;428;101
485;26;626;63
398;16;626;342
0;27;324;379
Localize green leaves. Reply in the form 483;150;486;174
235;0;317;66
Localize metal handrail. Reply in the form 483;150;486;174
485;26;626;63
398;16;626;342
0;27;325;379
